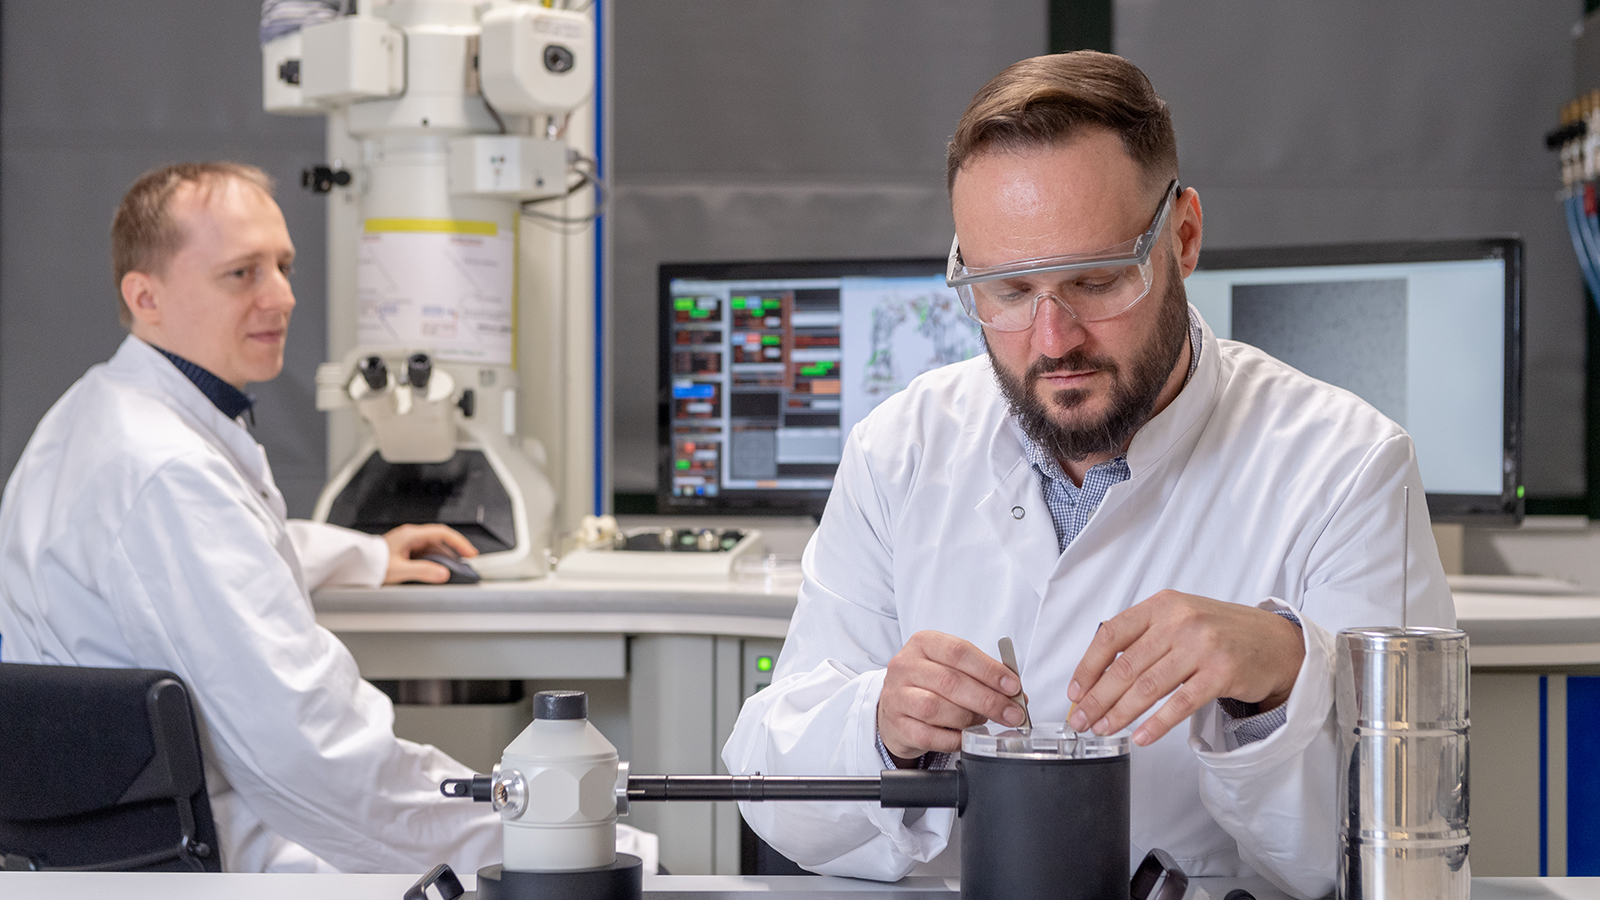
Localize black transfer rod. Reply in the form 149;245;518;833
626;771;962;809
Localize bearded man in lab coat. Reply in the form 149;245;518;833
0;163;654;874
722;52;1453;899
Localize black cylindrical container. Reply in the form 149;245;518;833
475;855;642;900
959;725;1130;900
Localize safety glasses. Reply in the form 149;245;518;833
946;180;1179;332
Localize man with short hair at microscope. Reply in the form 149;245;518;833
0;162;656;873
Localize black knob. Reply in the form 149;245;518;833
544;44;575;73
301;165;352;194
277;59;301;85
534;690;587;720
441;774;493;802
457;389;476;418
359;356;388;391
407;353;432;390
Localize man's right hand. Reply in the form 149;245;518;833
876;631;1027;763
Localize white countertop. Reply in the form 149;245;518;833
1453;592;1600;665
315;575;1600;666
316;574;802;615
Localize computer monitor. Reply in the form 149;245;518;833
658;240;1523;524
1190;237;1523;525
658;258;983;515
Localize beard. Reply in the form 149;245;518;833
989;255;1190;463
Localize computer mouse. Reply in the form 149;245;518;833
416;552;481;584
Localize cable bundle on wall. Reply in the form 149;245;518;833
1549;92;1600;316
259;0;341;44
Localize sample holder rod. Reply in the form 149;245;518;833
626;771;962;809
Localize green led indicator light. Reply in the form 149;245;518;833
761;334;781;345
674;297;694;310
691;310;710;319
763;299;780;309
756;656;774;672
675;459;690;470
1517;485;1525;499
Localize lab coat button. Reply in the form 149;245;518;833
1011;506;1025;520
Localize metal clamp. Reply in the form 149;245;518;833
1130;849;1188;900
404;863;464;900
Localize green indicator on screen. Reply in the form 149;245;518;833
756;656;774;672
674;297;694;310
691;310;710;319
761;334;781;345
763;299;780;309
676;459;690;470
800;363;834;376
1517;485;1525;498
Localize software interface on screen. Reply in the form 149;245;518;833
665;273;983;500
1186;257;1508;498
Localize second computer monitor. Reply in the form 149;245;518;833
659;258;982;515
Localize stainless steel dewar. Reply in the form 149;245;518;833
1335;626;1470;900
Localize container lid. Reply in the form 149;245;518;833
962;722;1129;760
1337;626;1468;653
533;690;588;720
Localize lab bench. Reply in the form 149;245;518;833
312;579;1600;878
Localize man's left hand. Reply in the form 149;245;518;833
381;524;479;584
1066;591;1305;747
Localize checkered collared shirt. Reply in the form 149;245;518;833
1019;310;1204;553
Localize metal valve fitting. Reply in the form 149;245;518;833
493;768;528;821
614;761;630;815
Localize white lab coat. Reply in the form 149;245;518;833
721;310;1453;900
0;336;615;874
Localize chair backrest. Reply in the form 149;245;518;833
0;662;221;872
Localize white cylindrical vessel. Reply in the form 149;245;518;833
497;691;618;871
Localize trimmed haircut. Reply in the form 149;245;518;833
946;51;1178;195
111;162;275;327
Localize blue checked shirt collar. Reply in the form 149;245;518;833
1020;309;1204;553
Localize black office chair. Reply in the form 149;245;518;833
0;662;221;872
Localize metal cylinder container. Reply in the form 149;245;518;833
959;724;1130;900
1335;627;1470;900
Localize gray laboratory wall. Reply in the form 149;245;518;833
1116;0;1587;496
3;2;1584;509
608;0;1050;493
0;0;328;515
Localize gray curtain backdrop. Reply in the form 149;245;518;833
0;0;328;515
1116;0;1586;496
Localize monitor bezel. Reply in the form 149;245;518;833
1194;237;1524;526
657;257;950;517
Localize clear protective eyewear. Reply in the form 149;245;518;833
946;180;1179;332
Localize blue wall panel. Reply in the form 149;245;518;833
1567;676;1600;873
